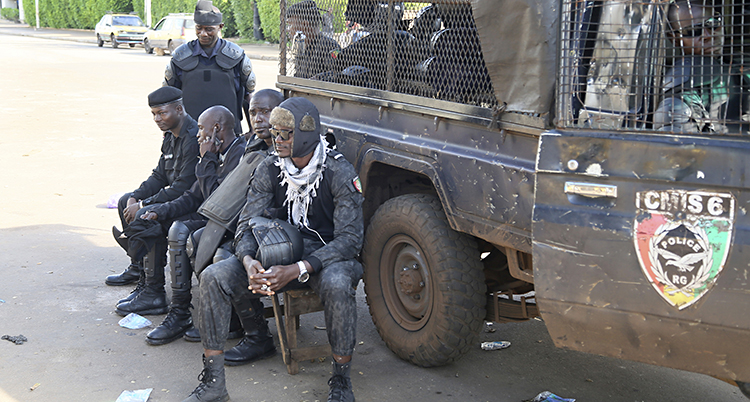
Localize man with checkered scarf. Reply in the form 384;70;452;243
182;97;364;402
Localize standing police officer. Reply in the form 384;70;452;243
164;0;256;135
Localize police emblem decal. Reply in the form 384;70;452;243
634;190;735;310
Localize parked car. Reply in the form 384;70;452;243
144;13;197;55
95;12;148;49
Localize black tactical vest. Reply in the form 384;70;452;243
172;40;245;133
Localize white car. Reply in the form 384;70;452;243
143;13;197;55
95;13;148;49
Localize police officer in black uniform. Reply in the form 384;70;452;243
287;0;341;79
113;106;245;333
105;87;199;288
164;0;256;135
180;97;363;402
146;90;284;349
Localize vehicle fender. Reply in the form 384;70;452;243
358;145;456;226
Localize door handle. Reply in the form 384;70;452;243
564;182;617;198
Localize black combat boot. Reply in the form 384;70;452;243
146;225;195;345
118;270;145;304
116;241;168;316
184;306;245;342
181;354;229;402
224;297;276;366
327;361;355;402
105;261;142;286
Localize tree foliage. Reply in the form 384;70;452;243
256;0;280;42
19;0;267;40
1;7;21;22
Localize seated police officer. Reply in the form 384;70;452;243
654;0;730;133
116;105;245;318
106;88;198;289
287;0;341;79
146;90;284;354
181;97;364;402
334;1;413;89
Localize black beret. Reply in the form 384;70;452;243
148;86;183;107
194;0;223;25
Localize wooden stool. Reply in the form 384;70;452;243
271;288;331;374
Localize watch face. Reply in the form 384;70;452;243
299;272;310;283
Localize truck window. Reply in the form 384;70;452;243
281;0;498;108
559;0;750;136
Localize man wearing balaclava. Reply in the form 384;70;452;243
181;97;363;402
164;0;256;135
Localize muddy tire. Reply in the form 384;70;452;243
111;34;118;49
363;194;486;367
739;381;750;399
97;34;103;47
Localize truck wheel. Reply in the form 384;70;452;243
110;34;118;49
363;193;486;367
96;34;103;47
739;381;750;399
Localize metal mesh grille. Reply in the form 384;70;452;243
281;0;498;108
559;0;750;135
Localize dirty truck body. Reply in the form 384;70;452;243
277;0;750;390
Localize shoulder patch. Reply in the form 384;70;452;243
172;43;192;62
352;176;362;193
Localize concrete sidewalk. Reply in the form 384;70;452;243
0;19;280;61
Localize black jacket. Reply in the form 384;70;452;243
131;115;199;206
150;135;247;221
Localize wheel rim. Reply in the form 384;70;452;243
380;234;432;331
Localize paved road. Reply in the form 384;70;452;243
0;24;747;402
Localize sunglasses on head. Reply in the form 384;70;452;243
679;16;722;38
270;128;294;140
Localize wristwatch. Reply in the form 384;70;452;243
297;261;309;283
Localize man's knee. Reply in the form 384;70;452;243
316;261;361;300
168;221;191;245
199;257;243;291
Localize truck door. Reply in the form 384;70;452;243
533;0;750;382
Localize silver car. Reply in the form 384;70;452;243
94;13;148;49
143;13;197;55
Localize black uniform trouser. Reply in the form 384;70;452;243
197;251;362;355
117;192;202;260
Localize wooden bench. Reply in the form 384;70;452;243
271;288;331;374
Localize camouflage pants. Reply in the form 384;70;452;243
197;254;362;355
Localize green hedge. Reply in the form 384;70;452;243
256;0;280;42
1;7;20;22
20;0;263;40
21;0;132;29
231;0;255;39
